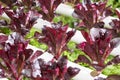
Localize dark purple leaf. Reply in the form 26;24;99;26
0;35;8;43
81;31;93;43
0;33;35;80
106;75;120;80
77;42;97;61
110;38;120;48
57;56;68;71
107;55;120;65
73;3;86;20
66;30;76;43
24;49;33;60
92;64;105;71
29;50;43;63
0;5;3;15
64;66;80;80
75;55;91;64
104;6;113;17
94;22;105;28
67;67;80;78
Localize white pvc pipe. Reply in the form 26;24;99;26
1;13;10;20
56;3;74;17
33;18;51;29
111;44;120;56
103;16;118;29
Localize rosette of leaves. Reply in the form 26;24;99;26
0;32;43;80
34;22;75;59
0;0;42;37
2;7;40;36
0;33;38;80
0;5;3;15
72;0;112;30
75;28;120;76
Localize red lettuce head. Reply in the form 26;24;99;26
76;29;120;71
34;22;75;59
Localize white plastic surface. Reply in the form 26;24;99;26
56;3;74;17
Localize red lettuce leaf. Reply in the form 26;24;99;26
0;35;8;43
